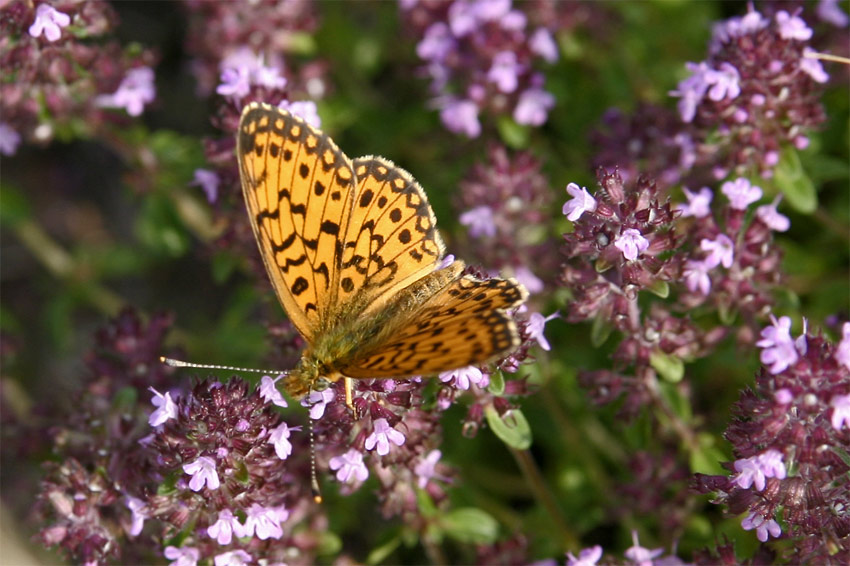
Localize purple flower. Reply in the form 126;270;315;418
301;387;334;419
216;66;251;99
774;388;794;405
148;387;178;427
0;123;21;156
440;98;481;138
818;0;850;27
268;422;294;460
831;394;850;431
706;62;741;101
207;509;246;545
530;28;559;63
677;187;713;218
562;183;597;221
439;365;489;390
566;545;603;566
836;322;850;371
741;512;782;542
488;51;523;93
28;4;71;42
459;205;497;238
243;503;287;540
800;48;830;83
125;496;147;537
756;315;799;374
278;99;321;129
733;449;787;490
258;375;288;407
614;228;649;261
183;456;220;491
97;67;156;117
414;449;443;489
448;0;511;36
721;177;762;210
512;265;543;295
214;550;252;566
513;87;555;126
775;10;813;41
700;234;734;269
190;169;220;204
527;312;558;351
165;546;200;566
683;259;712;295
365;418;406;456
624;531;663;566
756;197;790;232
329;448;369;484
670;62;711;122
418;23;454;62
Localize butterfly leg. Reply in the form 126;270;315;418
344;377;355;411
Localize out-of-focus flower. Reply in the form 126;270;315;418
96;67;156;116
364;418;406;456
28;4;71;42
329;448;369;484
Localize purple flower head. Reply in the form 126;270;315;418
183;456;220;491
513;86;555;126
741;512;782;542
258;374;288;407
301;387;334;419
756;196;790;232
125;496;147;537
733;449;787;491
439;365;489;390
418;22;455;62
836;322;850;371
440;98;481;138
756;315;799;374
29;4;71;42
365;418;406;455
268;422;294;460
459;205;497;238
831;394;850;431
243;503;287;540
614;228;649;261
683;259;712;295
414;449;443;489
329;448;369;484
530;28;559;63
624;531;664;566
97;67;156;117
214;550;252;566
775;10;813;41
700;234;734;269
148;387;178;427
677;187;713;218
721;177;762;210
562;183;597;221
566;545;603;566
0;123;21;156
216;66;251;99
278;99;322;129
800;48;830;83
164;546;200;566
207;509;246;545
818;0;850;27
488;51;523;93
706;62;741;102
190;169;220;204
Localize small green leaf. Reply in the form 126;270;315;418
647;279;669;298
773;146;817;213
497;116;530;149
365;534;401;565
440;508;499;545
591;315;613;347
488;369;506;396
485;405;532;449
690;433;727;475
650;350;684;383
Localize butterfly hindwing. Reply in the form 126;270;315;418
341;274;528;379
237;103;356;341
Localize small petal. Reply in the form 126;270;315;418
756;197;790;232
721;177;762;210
700;234;734;269
414;449;443;489
775;10;813;40
513;87;555;126
530;28;559;63
329;448;369;484
459;205;497;238
29;4;71;42
213;550;253;566
566;545;603;566
562;183;597;221
677;187;713;218
269;422;293;460
683;259;712;295
0;123;22;156
301;388;334;420
364;418;406;456
207;509;245;545
614;229;649;261
440;98;481;138
278;100;321;129
830;394;850;430
148;387;178;427
259;375;288;408
165;546;200;566
836;322;850;371
183;456;220;491
125;496;147;537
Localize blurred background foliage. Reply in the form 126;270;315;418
1;1;848;564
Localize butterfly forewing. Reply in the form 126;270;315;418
342;275;528;378
238;103;356;340
339;157;446;317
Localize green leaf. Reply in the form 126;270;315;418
690;433;727;475
773;146;817;213
497;116;530;149
650;350;684;383
646;279;669;298
591;315;613;347
440;508;499;545
366;533;401;565
488;369;506;396
485;405;532;449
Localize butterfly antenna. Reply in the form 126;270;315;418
159;356;287;376
309;416;323;503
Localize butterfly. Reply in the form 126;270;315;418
236;102;528;407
